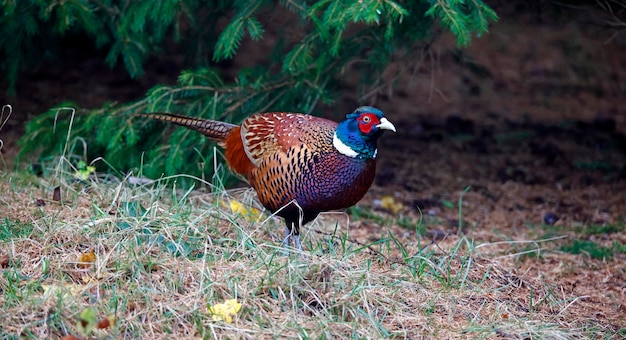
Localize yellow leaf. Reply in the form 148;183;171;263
81;274;95;284
381;195;403;214
228;200;262;221
78;251;96;269
208;298;242;323
42;283;84;299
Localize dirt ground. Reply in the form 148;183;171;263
1;1;625;334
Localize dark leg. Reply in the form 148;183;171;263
280;222;292;248
280;219;303;253
293;234;302;252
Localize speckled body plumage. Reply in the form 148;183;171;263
142;107;395;251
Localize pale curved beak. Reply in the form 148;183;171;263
377;117;396;132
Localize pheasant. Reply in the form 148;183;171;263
142;106;396;251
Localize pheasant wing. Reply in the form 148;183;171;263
240;113;338;165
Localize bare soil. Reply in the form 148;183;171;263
1;1;625;334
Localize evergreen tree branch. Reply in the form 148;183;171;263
14;0;498;186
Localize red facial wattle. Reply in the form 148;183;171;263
357;113;381;134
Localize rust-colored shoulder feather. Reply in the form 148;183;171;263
223;126;254;175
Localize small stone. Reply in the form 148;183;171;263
543;212;559;225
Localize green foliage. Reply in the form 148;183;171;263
541;222;624;236
1;218;33;241
425;0;497;46
1;0;208;94
612;240;626;254
580;223;623;235
16;0;497;186
213;0;268;61
560;239;613;260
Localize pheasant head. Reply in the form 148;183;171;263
333;106;396;159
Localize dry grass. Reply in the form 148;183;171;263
3;6;626;338
0;160;623;339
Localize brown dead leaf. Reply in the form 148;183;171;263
97;315;116;329
53;186;61;202
0;253;9;268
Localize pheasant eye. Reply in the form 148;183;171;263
358;113;380;134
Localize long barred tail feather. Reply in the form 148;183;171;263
139;113;237;142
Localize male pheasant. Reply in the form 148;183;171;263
142;106;396;251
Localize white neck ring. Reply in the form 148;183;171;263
333;132;359;158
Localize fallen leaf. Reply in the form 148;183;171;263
53;186;61;202
0;254;9;268
380;195;403;214
78;251;96;269
97;315;116;329
42;283;84;299
81;274;95;284
77;307;97;337
227;200;262;222
208;298;242;324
